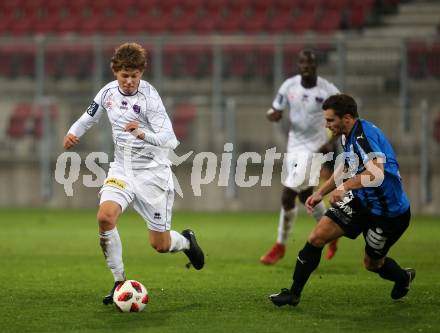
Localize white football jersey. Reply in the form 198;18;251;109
68;80;178;168
272;75;339;153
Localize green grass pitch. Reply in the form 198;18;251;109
1;209;439;333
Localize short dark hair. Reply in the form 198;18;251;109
298;49;316;60
322;94;358;118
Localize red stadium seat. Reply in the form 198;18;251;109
100;14;127;34
7;103;33;139
193;10;222;33
407;41;428;79
291;7;320;33
254;45;274;77
0;46;16;77
221;7;247;33
223;45;256;77
56;15;80;34
0;0;22;16
33;104;59;139
66;0;89;16
241;5;270;32
325;0;350;10
350;0;374;29
169;10;198;32
301;0;322;12
173;103;197;140
204;0;228;12
266;10;294;33
314;9;342;33
181;0;204;12
157;0;180;14
427;43;440;78
274;0;300;11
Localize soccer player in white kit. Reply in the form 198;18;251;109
260;49;340;265
63;43;204;305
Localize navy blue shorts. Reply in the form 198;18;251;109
325;191;410;259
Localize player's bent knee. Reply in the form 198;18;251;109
308;231;327;248
97;211;117;230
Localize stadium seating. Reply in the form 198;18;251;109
172;103;197;140
407;41;440;79
0;0;410;81
0;0;378;35
6;103;59;139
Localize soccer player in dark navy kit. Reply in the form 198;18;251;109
270;93;415;307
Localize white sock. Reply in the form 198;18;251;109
169;230;190;252
311;201;326;222
99;228;125;282
276;207;298;245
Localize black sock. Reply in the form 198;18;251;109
377;257;407;285
290;242;324;296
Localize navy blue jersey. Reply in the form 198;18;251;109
342;119;410;217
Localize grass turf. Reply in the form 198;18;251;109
0;209;439;333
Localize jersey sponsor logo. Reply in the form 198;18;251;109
133;105;141;114
104;177;127;190
334;191;355;217
328;207;351;224
366;228;387;250
86;101;99;116
120;100;128;110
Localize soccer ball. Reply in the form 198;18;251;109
113;280;149;312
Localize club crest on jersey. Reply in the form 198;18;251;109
104;100;112;109
120;100;128;110
133;105;141;114
315;96;324;103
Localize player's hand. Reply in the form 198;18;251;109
63;133;79;150
266;108;282;122
329;185;346;206
305;192;323;214
125;121;145;140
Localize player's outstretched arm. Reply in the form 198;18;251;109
63;133;80;150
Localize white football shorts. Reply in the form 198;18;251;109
281;150;321;192
99;162;174;232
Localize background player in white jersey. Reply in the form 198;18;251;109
63;43;204;305
260;49;340;265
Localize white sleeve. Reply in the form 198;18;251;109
68;102;104;138
67;89;105;137
272;80;289;111
141;95;179;149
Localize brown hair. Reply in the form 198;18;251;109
111;42;146;72
322;93;359;119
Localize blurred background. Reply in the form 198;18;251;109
0;0;438;213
